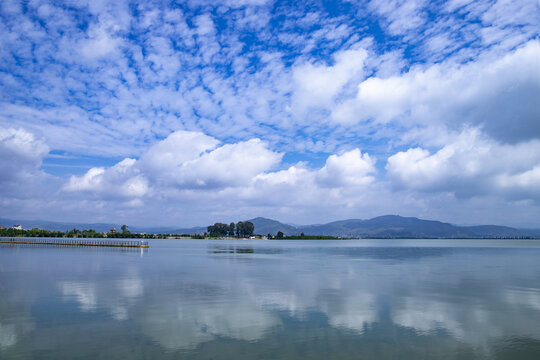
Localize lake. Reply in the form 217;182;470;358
1;238;540;359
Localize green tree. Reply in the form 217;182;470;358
66;228;81;238
236;221;254;238
236;221;243;237
207;223;229;237
244;221;254;237
276;231;284;239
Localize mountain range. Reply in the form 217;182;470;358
248;216;540;238
1;215;539;238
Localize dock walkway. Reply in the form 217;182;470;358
0;237;149;248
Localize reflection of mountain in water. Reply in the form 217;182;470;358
290;246;458;260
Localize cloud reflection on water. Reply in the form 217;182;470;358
62;242;540;351
1;240;540;357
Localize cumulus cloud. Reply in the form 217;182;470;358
332;41;540;144
0;127;49;184
386;128;540;201
139;131;220;179
62;129;382;220
8;125;534;228
240;148;377;213
253;148;375;192
316;149;376;187
64;131;283;198
176;139;282;188
65;158;149;199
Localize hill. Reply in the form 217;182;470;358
1;215;538;238
246;217;299;236
249;215;538;238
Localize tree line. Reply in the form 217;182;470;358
1;226;168;239
273;232;338;240
207;221;255;238
1;224;339;240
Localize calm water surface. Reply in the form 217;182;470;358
1;239;540;359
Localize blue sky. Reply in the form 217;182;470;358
1;0;539;227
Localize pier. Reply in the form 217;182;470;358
0;237;149;248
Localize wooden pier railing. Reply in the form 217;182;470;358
0;237;149;248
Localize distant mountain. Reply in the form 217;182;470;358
296;215;527;238
127;225;207;234
166;226;207;235
246;217;299;236
248;215;539;239
2;215;539;238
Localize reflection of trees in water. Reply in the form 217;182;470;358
296;246;458;260
209;244;284;255
210;245;254;254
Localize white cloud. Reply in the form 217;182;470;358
292;47;368;117
481;0;538;34
386;128;540;201
495;166;540;200
369;0;427;36
177;139;282;188
79;25;120;60
0;127;49;184
65;158;149;199
61;130;385;224
251;148;375;192
56;125;540;227
64;131;282;198
194;14;215;36
332;41;540;143
139;131;219;179
317;149;376;187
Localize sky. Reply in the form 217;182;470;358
0;0;539;228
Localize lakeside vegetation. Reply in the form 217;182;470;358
207;221;255;237
278;234;339;240
0;226;192;239
2;226;534;240
4;215;538;240
1;223;339;240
